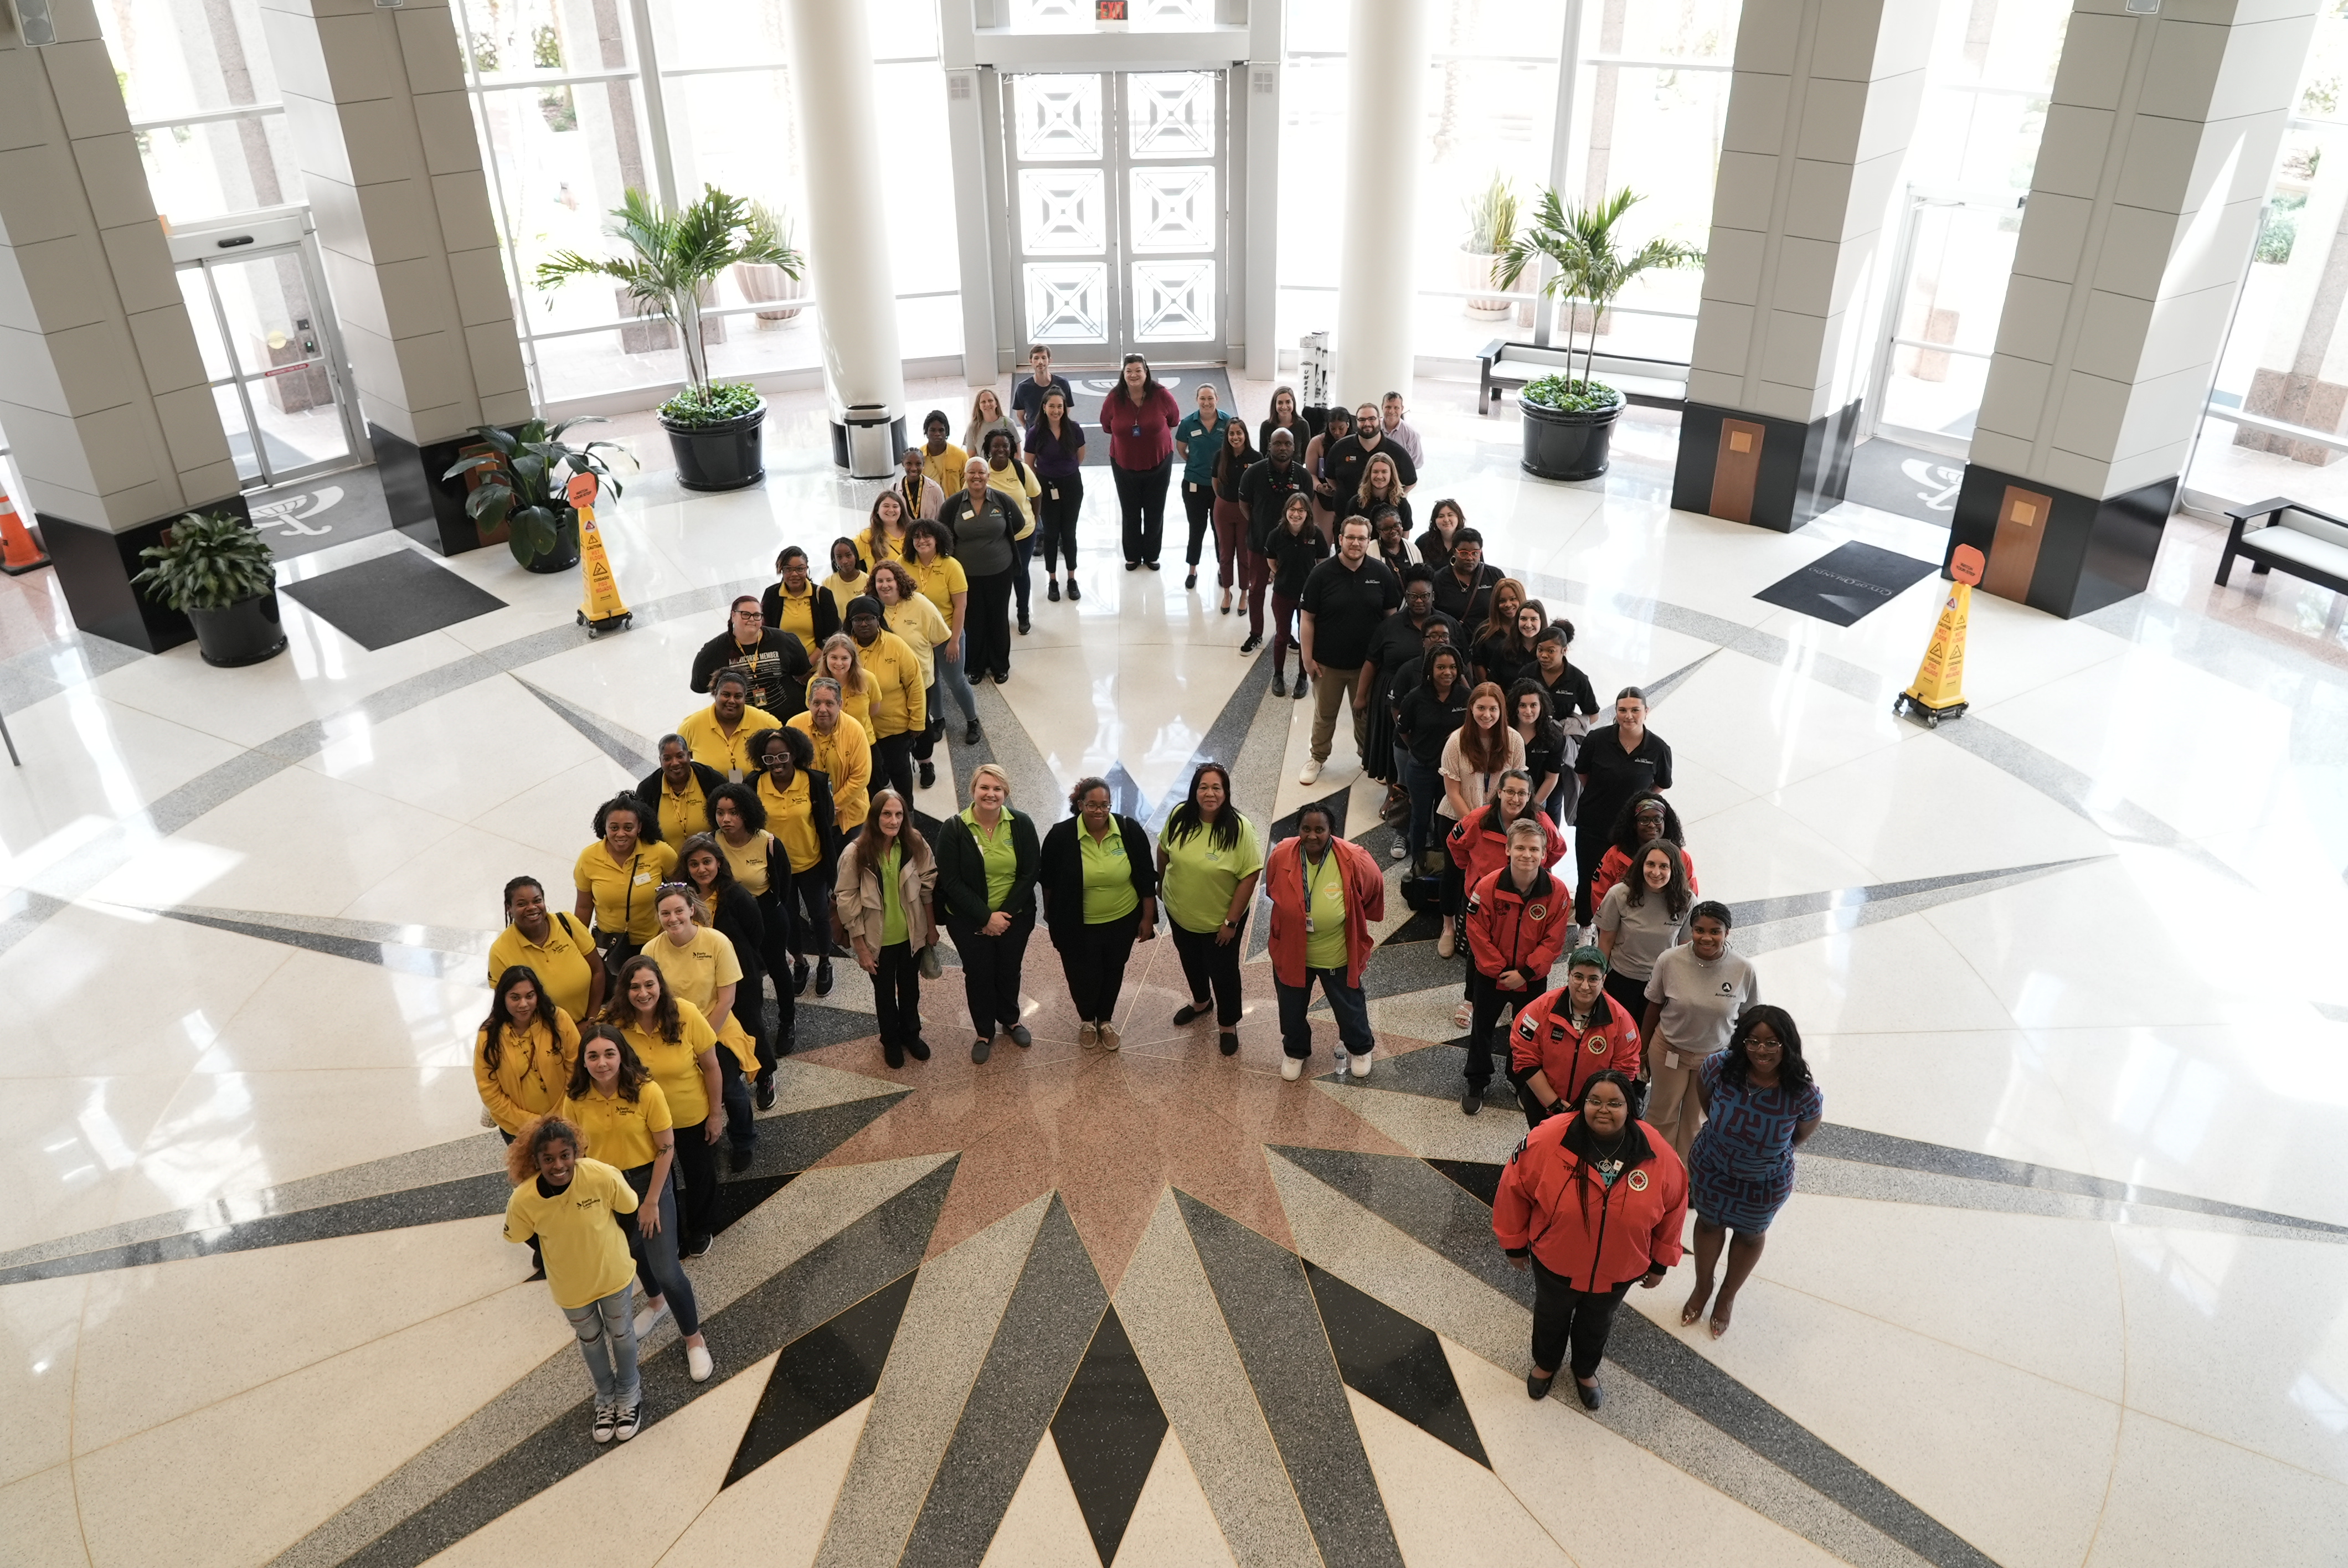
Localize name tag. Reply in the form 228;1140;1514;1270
634;872;654;885
729;768;745;782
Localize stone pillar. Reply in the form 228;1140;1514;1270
782;0;905;473
1952;0;2318;617
0;1;245;652
1335;0;1426;407
1671;0;1940;532
258;0;533;555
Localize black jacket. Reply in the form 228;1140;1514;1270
634;761;730;837
1238;457;1317;553
706;878;767;995
689;627;810;720
932;807;1042;926
749;764;843;883
1037;814;1158;944
757;581;842;651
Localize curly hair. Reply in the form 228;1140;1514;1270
505;1113;581;1184
593;792;657;844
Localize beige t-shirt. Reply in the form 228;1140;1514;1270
1437;728;1527;820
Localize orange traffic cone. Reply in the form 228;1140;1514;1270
0;483;50;576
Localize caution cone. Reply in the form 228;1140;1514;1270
568;472;631;637
1893;544;1982;729
0;482;52;576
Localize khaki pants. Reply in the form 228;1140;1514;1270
1644;1041;1704;1163
1309;663;1367;764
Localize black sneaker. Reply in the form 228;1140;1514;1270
1146;561;1161;571
754;1076;776;1111
993;668;1010;684
1185;570;1197;589
791;956;810;996
815;957;834;997
592;1398;618;1443
1239;635;1261;653
906;1036;933;1061
1048;577;1062;601
1067;580;1082;601
971;1036;992;1064
1006;1023;1033;1048
1125;561;1140;572
729;1144;753;1173
614;1400;642;1441
965;719;981;746
1461;1084;1484;1115
684;1234;713;1258
918;760;936;789
1018;615;1031;635
883;1039;905;1069
1292;675;1310;700
1271;672;1287;697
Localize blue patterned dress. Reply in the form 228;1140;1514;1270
1687;1051;1825;1233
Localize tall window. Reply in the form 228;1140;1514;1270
2187;3;2348;513
96;0;300;226
451;0;961;406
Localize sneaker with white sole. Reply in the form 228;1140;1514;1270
1391;840;1408;860
1348;1050;1374;1079
592;1398;618;1444
687;1342;714;1383
632;1299;668;1342
1280;1055;1305;1081
1297;757;1323;785
614;1399;641;1442
1099;1022;1121;1052
1079;1021;1101;1050
1333;1049;1348;1076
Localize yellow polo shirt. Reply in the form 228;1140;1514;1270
884;594;950;688
503;1158;638;1309
472;1009;583;1135
760;768;821;873
619;999;721;1126
718;829;774;896
986;459;1042;538
905;554;969;621
856;629;927;740
574;840;679;943
487;917;596;1023
652;771;712;843
808;669;879;744
790;711;872;830
645;928;760;1073
821;570;869;623
770;582;824;661
560;1080;672;1172
919;442;968;497
676;703;782;780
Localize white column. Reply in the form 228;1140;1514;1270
783;0;905;466
1335;0;1427;405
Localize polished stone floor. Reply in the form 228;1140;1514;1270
4;376;2348;1568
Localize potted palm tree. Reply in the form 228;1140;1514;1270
535;185;802;492
131;510;287;667
443;419;626;572
1500;188;1702;480
1459;172;1520;321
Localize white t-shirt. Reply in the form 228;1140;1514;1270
1644;945;1762;1059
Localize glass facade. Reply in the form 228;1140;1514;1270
98;0;299;226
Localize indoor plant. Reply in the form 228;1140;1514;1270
535;185;802;492
131;509;287;667
443;418;626;572
1459;171;1520;321
1500;187;1702;480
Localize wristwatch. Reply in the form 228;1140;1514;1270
1222;918;1239;929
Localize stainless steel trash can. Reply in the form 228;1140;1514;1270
842;404;899;479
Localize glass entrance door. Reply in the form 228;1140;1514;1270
177;240;365;488
1006;70;1226;365
1866;189;2027;458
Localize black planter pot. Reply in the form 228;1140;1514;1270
663;405;767;492
522;512;581;575
187;590;288;667
1520;396;1623;481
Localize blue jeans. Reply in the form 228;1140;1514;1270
624;1163;701;1336
1276;967;1374;1060
1404;758;1445;864
934;643;980;728
563;1285;641;1406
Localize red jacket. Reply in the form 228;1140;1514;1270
1465;865;1571;984
1494;1113;1687;1288
1510;986;1642;1102
1590;844;1698;912
1264;835;1386;989
1446;805;1566;893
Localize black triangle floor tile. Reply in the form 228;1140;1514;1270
1426;1159;1502;1208
1050;1306;1168;1566
724;1269;919;1487
1270;787;1351;843
1304;1261;1489;1468
708;1173;799;1239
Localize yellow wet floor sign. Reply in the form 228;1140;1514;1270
1894;544;1981;728
568;472;632;636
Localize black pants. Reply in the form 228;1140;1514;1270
873;939;923;1049
1012;529;1035;622
1572;825;1608;924
789;859;834;960
1180;479;1214;566
1530;1257;1633;1379
1465;969;1531;1089
915;683;940;762
755;885;796;1061
1059;909;1141;1023
1602;968;1649;1048
873;730;917;812
948;908;1033;1036
966;568;1014;679
1037;473;1083;574
674;1126;719;1244
1114;458;1172;565
1170;921;1243;1026
718;1046;755;1152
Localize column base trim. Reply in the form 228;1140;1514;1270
40;494;255;654
1946;465;2174;620
1670;399;1860;533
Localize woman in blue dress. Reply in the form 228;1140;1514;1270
1679;1005;1823;1339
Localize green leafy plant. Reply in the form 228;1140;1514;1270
1500;187;1703;405
442;418;627;568
658;380;763;428
534;185;801;415
1521;373;1621;414
131;510;277;611
1464;171;1520;255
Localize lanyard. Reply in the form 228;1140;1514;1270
1301;849;1334;908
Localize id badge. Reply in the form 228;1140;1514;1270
1304;914;1317;933
1049;486;1060;501
1665;1049;1680;1070
729;767;745;782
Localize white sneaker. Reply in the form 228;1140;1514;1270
1390;840;1408;860
591;1398;617;1443
1333;1049;1348;1076
1280;1055;1304;1081
632;1299;668;1341
687;1342;714;1383
1298;758;1323;785
614;1399;641;1442
1348;1050;1374;1079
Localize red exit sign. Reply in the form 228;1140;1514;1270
1096;1;1127;17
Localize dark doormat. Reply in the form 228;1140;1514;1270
247;466;395;562
281;549;507;649
1754;540;1940;627
1845;438;1966;525
959;367;1234;469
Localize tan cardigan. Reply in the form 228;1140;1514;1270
833;833;938;951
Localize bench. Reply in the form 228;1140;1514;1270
2217;497;2348;597
1478;339;1690;416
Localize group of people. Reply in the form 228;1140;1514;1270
482;371;1825;1440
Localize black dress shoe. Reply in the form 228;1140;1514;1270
1048;577;1062;601
905;1036;933;1062
729;1144;754;1174
1067;580;1082;601
1527;1370;1554;1401
1146;560;1161;571
993;668;1010;684
1575;1378;1603;1411
1461;1084;1484;1115
1172;1001;1213;1026
792;956;810;996
965;719;982;746
883;1039;904;1068
1125;561;1141;572
815;958;835;997
918;760;936;789
1185;570;1197;589
1272;672;1287;697
1018;615;1031;635
1218;1030;1239;1056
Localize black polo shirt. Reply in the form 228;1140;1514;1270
1239;457;1316;551
1573;723;1673;832
1432;561;1502;626
1322;434;1418;510
1299;555;1402;669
